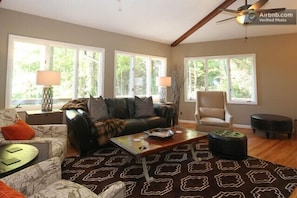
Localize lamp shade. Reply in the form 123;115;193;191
36;70;61;86
157;76;171;87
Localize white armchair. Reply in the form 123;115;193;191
1;157;126;198
0;109;67;161
195;91;233;132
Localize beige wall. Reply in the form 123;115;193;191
1;8;297;126
0;8;171;107
172;34;297;125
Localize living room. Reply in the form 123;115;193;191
1;1;297;197
0;3;297;127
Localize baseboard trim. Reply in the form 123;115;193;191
178;119;252;129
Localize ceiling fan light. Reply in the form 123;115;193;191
236;15;246;24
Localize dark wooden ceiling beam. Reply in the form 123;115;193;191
171;0;237;47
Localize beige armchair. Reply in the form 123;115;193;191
195;91;233;132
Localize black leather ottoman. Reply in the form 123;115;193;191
208;130;247;160
251;114;293;139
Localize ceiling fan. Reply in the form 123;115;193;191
218;0;286;24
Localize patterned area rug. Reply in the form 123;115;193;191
62;142;297;197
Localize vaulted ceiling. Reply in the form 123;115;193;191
1;0;297;45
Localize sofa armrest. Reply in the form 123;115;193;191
65;109;98;156
31;124;67;138
154;104;174;127
98;181;126;198
154;104;167;117
1;157;61;197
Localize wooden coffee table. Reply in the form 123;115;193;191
110;127;208;182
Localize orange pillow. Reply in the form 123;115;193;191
0;181;25;198
1;119;35;140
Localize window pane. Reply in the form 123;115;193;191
134;56;148;96
207;58;228;91
115;54;132;97
11;42;45;106
115;51;167;99
230;56;254;101
151;59;161;96
77;50;100;98
184;54;257;104
50;46;74;99
186;59;205;100
7;35;104;108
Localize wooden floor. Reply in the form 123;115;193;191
66;122;297;197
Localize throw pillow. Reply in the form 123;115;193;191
1;119;35;140
134;96;155;118
88;95;109;122
105;98;130;119
0;181;25;198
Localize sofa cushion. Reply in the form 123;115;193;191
1;119;35;140
0;181;25;198
199;107;225;120
105;98;130;119
134;96;155;118
126;98;136;118
144;116;167;129
88;95;109;121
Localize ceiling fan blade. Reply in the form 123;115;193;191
249;0;268;10
217;16;237;23
220;8;240;14
256;8;286;13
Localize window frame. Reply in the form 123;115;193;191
114;50;167;99
184;54;257;105
6;34;105;109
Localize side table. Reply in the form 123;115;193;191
0;143;49;178
26;109;63;125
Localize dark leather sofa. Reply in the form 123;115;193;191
65;97;174;156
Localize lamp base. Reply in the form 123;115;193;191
41;86;53;112
159;87;167;103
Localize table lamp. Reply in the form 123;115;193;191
157;76;171;103
36;70;61;111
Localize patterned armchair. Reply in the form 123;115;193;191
0;109;67;161
1;157;126;198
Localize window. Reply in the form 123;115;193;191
6;35;104;108
185;54;257;104
115;51;167;99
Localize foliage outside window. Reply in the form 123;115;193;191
184;54;257;104
115;51;167;99
6;35;104;108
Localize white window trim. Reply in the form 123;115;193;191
6;34;105;109
184;54;257;105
